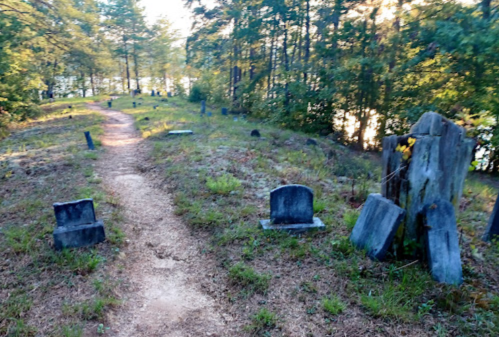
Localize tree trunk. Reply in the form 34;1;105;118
123;37;131;91
90;71;96;97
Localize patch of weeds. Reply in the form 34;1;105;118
360;285;413;321
83;152;98;160
51;249;103;275
322;296;347;316
206;173;242;195
313;199;326;213
61;325;83;337
228;263;271;294
244;308;278;334
330;236;355;259
3;225;36;253
343;209;359;230
2;319;37;337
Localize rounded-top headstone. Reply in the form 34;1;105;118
306;138;318;146
251;129;261;137
270;185;314;224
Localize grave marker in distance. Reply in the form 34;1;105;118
483;194;499;241
84;131;95;150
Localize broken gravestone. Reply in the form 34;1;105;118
260;185;325;233
350;194;406;260
423;200;463;285
53;199;105;250
483;193;499;241
382;112;475;252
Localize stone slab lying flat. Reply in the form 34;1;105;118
53;220;105;250
483;193;499;241
168;130;193;135
54;199;96;227
260;217;325;234
423;200;463;285
350;193;405;261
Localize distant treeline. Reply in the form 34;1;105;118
185;0;499;170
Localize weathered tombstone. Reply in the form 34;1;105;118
53;199;105;250
144;117;150;121
153;105;157;110
260;185;325;233
251;129;261;137
133;101;136;108
350;194;406;261
151;90;155;97
382;112;475;252
167;92;172;98
423;200;463;285
207;112;212;117
68;105;72;109
201;100;206;114
221;107;228;116
306;138;318;146
69;115;72;119
84;131;95;150
168;130;193;136
157;91;161;96
483;194;499;241
107;101;112;108
234;117;238;122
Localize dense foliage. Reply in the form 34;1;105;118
185;0;499;167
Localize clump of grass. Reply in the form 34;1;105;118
322;296;347;316
228;263;271;294
360;285;413;321
244;308;278;333
206;174;241;195
343;209;359;230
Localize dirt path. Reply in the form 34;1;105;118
89;104;231;337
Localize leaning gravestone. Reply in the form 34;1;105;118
201;100;206;114
53;199;105;250
84;131;95;150
483;194;499;241
260;185;325;233
350;194;405;261
382;112;475;251
423;200;463;285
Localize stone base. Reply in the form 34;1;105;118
168;130;193;135
53;220;105;250
259;217;325;234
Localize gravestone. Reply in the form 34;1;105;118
153;105;157;110
53;199;105;250
107;101;112;108
167;92;172;98
168;130;193;136
68;105;72;109
306;138;318;146
251;129;261;137
483;194;499;241
151;90;155;97
133;102;136;108
157;91;161;96
423;200;463;285
221;107;228;116
84;131;95;150
201;100;206;114
144;117;150;121
207;112;212;117
260;185;325;233
350;194;405;261
234;117;238;122
382;112;475;252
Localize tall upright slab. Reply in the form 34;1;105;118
382;112;475;249
483;194;499;241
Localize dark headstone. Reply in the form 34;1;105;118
201;100;206;114
221;107;228;116
69;115;72;119
207;112;212;117
144;117;150;121
107;101;112;108
68;105;72;109
133;102;136;108
161;98;168;102
52;199;105;250
138;103;142;106
153;105;157;110
260;185;324;233
167;92;172;98
84;131;95;150
251;129;261;137
151;90;155;97
306;138;318;146
350;194;406;261
157;91;160;96
234;117;238;122
483;194;499;241
423;200;463;285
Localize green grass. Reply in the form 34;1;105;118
206;173;242;195
228;263;272;295
244;308;278;333
322;296;347;316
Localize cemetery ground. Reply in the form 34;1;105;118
101;95;499;336
0;95;499;336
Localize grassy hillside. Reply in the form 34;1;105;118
109;94;499;336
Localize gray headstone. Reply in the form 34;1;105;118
350;194;406;261
234;117;238;122
222;107;228;116
53;199;96;227
483;193;499;241
423;200;463;285
167;92;172;97
207;112;212;117
271;185;314;224
251;129;261;137
168;130;193;136
306;138;318;146
201;100;206;114
107;101;112;108
151;90;155;97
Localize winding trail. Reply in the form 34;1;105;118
89;104;230;337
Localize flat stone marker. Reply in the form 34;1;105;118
423;199;463;285
260;185;325;233
168;130;193;136
53;199;105;250
84;131;95;150
350;193;405;261
483;193;499;241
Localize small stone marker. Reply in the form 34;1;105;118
157;91;161;96
207;112;212;117
107;101;112;108
251;129;261;137
133;102;136;108
350;194;405;261
306;138;318;146
144;117;150;121
222;107;228;116
167;92;172;98
260;185;325;233
423;200;463;285
234;117;238;122
84;131;95;150
168;130;193;136
69;115;72;119
201;100;206;114
483;194;499;241
68;105;72;109
52;199;105;250
153;105;157;110
151;90;155;97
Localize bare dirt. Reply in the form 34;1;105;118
89;104;233;337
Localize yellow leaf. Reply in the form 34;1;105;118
395;144;402;152
408;137;416;147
